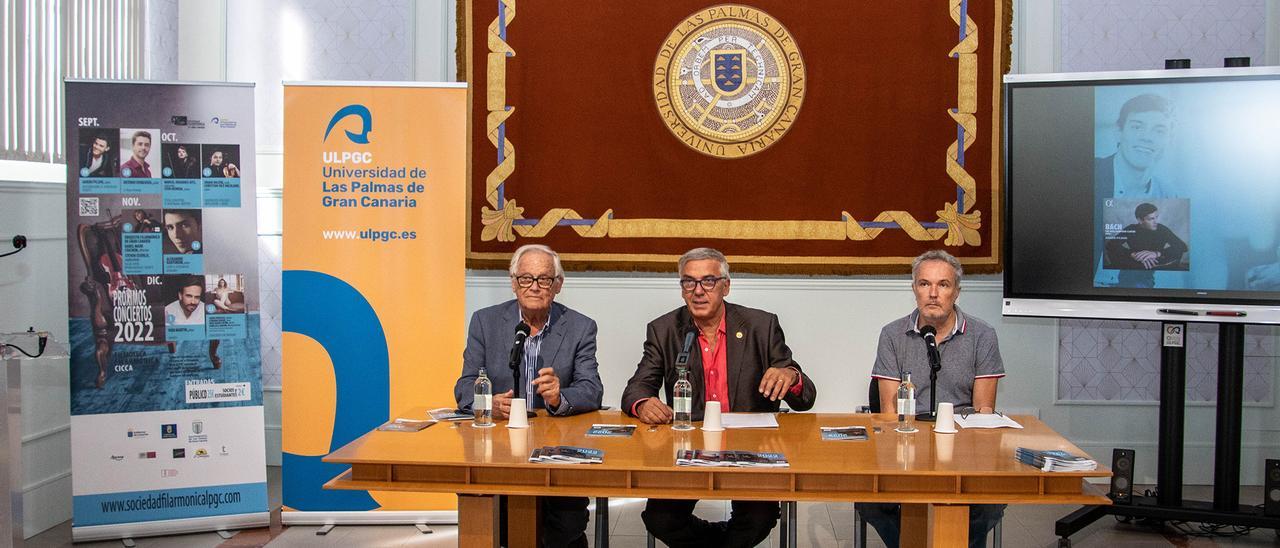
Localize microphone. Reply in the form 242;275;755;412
509;322;531;397
674;327;696;368
918;325;942;422
920;325;941;372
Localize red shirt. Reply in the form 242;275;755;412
700;308;730;405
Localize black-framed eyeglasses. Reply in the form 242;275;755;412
679;276;726;291
513;275;559;289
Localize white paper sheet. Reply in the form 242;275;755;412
720;413;779;429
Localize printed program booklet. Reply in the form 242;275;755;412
675;450;789;467
529;446;605;464
820;426;868;441
1015;447;1097;472
586;424;637;437
377;418;437;432
428;407;474;421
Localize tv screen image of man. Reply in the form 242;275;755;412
1104;202;1189;275
165;275;205;325
1094;92;1179;288
452;244;603;548
859;250;1005;548
80;129;118;177
162;209;203;254
120;129;156;178
621;247;816;547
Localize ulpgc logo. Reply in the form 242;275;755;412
323;104;372;144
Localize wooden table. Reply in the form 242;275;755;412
324;410;1110;548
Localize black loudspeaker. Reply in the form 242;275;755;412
1110;448;1135;504
1265;459;1280;517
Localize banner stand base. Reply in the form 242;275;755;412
281;510;458;527
72;511;270;543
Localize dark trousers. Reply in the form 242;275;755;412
855;502;1004;548
642;498;779;548
499;496;589;548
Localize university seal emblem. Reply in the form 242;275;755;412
653;5;805;158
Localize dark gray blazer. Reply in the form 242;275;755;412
454;300;603;415
621;302;816;420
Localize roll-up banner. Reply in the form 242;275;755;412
64;81;269;541
281;82;466;523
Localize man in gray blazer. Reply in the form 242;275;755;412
622;247;816;547
454;244;603;548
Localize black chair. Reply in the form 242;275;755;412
644;502;795;547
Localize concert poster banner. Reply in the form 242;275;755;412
281;82;466;520
64;81;268;541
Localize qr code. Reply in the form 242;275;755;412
78;197;99;217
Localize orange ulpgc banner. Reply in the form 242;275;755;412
281;83;466;514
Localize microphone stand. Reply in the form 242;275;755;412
917;351;941;422
508;326;535;418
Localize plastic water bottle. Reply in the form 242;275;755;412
895;373;918;433
473;368;494;428
673;368;693;431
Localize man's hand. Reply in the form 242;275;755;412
1131;250;1160;269
532;367;561;409
758;367;799;401
636;398;673;424
492;389;515;419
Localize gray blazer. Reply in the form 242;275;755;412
454;300;604;416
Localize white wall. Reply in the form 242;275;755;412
0;168;73;537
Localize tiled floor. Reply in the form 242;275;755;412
27;472;1280;547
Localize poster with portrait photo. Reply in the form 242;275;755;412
160;209;204;255
1102;198;1190;271
161;143;202;179
205;274;247;315
77;128;120;178
118;128;160;178
202;144;241;178
162;274;207;329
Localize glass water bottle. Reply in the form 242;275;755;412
473;368;494;428
895;373;918;433
673;368;693;431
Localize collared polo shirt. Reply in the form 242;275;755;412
870;306;1004;413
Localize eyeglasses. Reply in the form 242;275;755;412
513;275;559;289
679;276;726;291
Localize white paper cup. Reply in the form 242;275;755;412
507;398;529;428
934;402;957;433
702;401;724;431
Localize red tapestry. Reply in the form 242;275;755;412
464;1;1011;273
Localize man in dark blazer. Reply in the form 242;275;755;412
622;247;816;548
453;244;603;548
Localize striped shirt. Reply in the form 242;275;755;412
520;309;563;412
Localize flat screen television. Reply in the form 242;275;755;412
1003;67;1280;324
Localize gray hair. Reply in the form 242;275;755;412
508;244;564;279
677;247;730;278
911;249;963;285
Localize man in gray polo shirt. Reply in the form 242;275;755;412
859;249;1005;548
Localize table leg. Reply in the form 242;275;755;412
458;495;499;548
507;495;540;548
900;503;968;548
